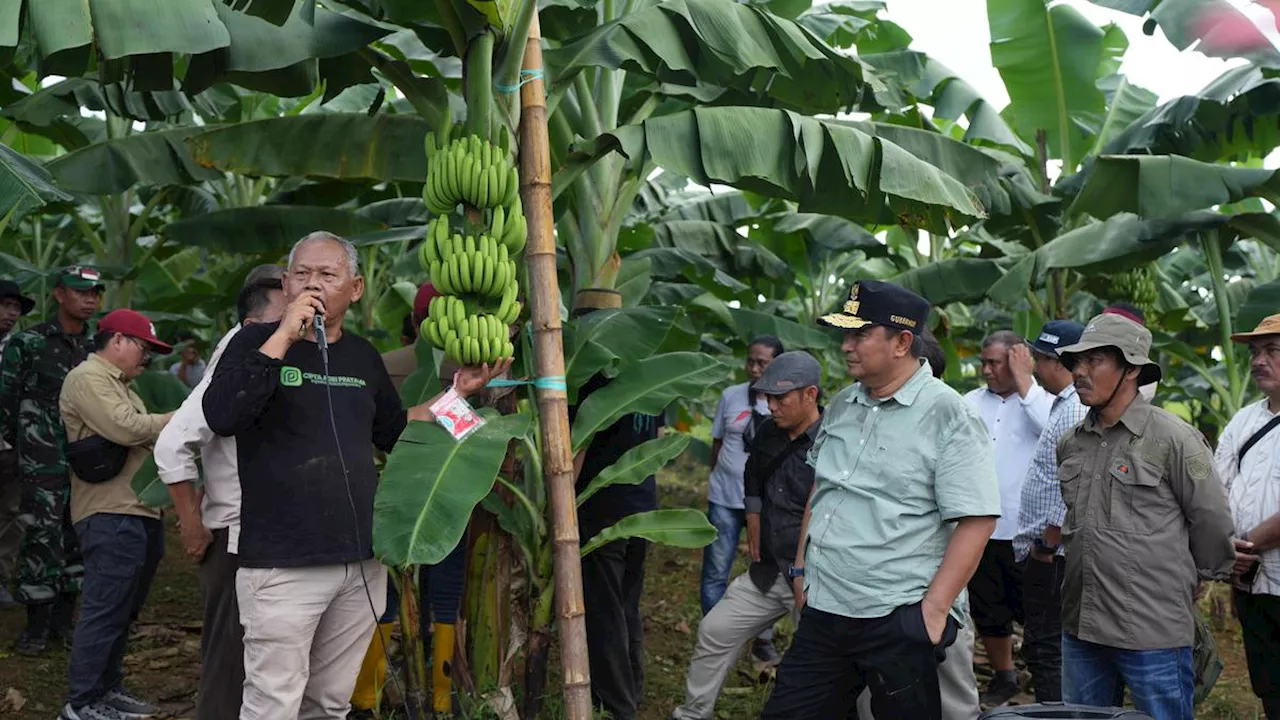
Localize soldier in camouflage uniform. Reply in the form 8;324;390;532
0;266;103;654
0;279;36;607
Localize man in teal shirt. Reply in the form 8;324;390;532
763;280;1001;720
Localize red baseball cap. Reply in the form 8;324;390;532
413;283;443;321
99;309;173;355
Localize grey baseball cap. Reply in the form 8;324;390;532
752;351;822;395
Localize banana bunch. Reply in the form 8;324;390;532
488;200;527;256
420;296;517;365
423;133;519;215
1111;264;1159;315
426;233;518;299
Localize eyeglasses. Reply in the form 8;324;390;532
127;337;153;361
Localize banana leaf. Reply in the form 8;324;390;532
726;307;831;351
131;456;175;509
0;144;72;222
222;0;299;25
1069;155;1280;221
162;206;389;255
577;434;692;507
570;352;730;450
44;127;223;195
187;114;431;183
545;0;883;114
580;508;717;557
373;410;532;567
572;106;985;233
564;306;686;393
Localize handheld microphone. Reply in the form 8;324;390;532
313;313;328;355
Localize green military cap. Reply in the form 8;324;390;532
54;265;104;291
1057;313;1162;386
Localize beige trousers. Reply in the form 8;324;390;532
237;560;387;720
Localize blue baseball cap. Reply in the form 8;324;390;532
1028;320;1085;357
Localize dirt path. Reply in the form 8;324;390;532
0;473;1267;719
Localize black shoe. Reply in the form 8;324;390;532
980;675;1020;707
49;592;78;650
16;601;52;655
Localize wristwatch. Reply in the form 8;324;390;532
787;564;805;579
1032;538;1060;555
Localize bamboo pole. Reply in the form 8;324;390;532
517;10;593;719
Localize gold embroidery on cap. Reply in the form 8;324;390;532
889;315;918;328
844;299;860;314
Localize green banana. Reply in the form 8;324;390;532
503;340;514;359
504;165;519;207
473;252;485;292
465;235;476;255
480;336;490;364
458;253;472;292
491;206;505;244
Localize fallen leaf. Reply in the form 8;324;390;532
676;620;691;634
3;688;26;712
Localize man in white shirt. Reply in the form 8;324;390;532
964;330;1053;707
154;267;284;720
1215;313;1280;720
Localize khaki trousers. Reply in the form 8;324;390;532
237;560;387;720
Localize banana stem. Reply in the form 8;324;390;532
1201;231;1242;411
466;32;495;141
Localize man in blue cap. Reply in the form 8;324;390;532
1010;320;1087;703
763;280;1001;720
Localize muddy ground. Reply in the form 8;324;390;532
0;468;1267;719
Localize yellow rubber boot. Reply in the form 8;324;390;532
351;622;394;710
432;623;456;713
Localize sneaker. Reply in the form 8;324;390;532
750;638;781;666
102;689;157;719
59;703;127;720
979;674;1020;708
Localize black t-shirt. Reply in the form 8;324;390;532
570;373;666;538
203;322;407;568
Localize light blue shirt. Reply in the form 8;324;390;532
804;361;1001;620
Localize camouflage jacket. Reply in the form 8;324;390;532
0;320;93;481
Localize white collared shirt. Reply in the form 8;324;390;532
965;383;1054;540
155;325;243;553
1215;398;1280;597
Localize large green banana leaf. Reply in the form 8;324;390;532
162;206;394;254
577;434;691;507
1069;156;1280;221
859;50;1031;155
726;307;831;350
1087;74;1158;156
223;0;299;25
0;144;72;222
571;352;731;451
545;0;883;114
188;114;430;183
893;258;1010;306
1238;278;1280;335
580;508;717;557
987;0;1118;170
44;127;223;195
572;107;985;233
3;78;185;136
374;410;532;567
564;306;686;393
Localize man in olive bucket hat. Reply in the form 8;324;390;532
1054;312;1235;720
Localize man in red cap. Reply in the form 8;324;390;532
57;309;175;720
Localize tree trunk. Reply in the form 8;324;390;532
518;11;594;719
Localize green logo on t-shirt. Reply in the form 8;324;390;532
280;366;303;387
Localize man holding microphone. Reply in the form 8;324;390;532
203;232;509;719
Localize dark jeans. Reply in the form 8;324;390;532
1234;590;1280;720
1022;555;1064;702
1062;632;1193;720
68;514;164;708
196;529;242;720
968;540;1023;637
762;604;958;720
582;536;648;720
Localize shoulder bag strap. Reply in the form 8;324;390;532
1238;415;1280;471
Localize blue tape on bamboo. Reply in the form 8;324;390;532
495;68;545;95
486;375;567;391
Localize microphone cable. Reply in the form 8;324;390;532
314;312;409;712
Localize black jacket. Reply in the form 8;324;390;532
742;413;821;592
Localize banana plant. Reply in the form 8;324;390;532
372;306;722;716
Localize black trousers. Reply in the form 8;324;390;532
762;604;958;720
582;536;647;720
196;529;243;720
1234;590;1280;720
1021;554;1064;702
968;540;1023;638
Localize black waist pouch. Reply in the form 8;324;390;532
65;435;129;484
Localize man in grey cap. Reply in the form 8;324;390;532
1056;313;1235;720
672;351;823;720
